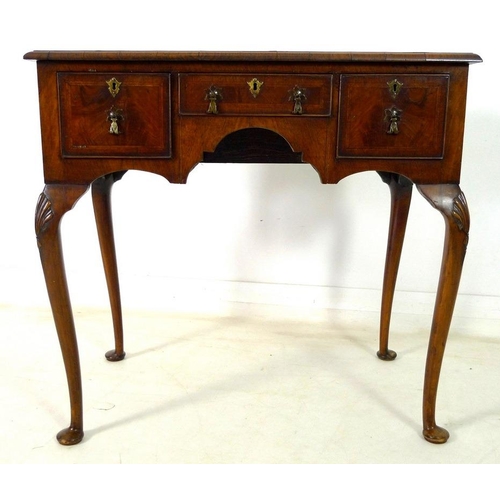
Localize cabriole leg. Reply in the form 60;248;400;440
416;184;470;444
35;184;89;445
92;172;126;362
378;172;413;361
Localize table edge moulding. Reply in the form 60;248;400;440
24;50;482;446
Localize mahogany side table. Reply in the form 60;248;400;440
24;51;481;445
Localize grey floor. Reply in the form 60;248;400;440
1;301;500;465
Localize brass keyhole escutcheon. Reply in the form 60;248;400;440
247;78;263;98
106;77;122;97
387;78;403;98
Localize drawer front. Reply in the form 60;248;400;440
179;73;332;116
337;74;449;158
58;73;171;158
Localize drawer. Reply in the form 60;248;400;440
337;74;449;158
58;73;171;158
179;73;332;116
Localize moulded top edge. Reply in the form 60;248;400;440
23;51;483;64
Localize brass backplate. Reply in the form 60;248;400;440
247;78;263;97
106;77;122;97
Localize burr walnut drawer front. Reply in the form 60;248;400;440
337;74;449;158
58;73;171;158
178;73;333;116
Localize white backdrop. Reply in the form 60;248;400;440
1;1;498;321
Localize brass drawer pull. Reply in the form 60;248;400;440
385;106;402;135
289;85;307;114
107;106;124;134
205;85;223;114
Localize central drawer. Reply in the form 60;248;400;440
178;74;333;116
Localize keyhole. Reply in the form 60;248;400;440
387;79;403;97
107;77;122;97
253;82;258;91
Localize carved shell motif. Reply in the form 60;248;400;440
451;190;470;253
451;191;470;236
35;192;54;245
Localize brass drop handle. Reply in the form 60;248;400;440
107;107;124;135
205;85;223;114
289;85;307;114
385;106;402;135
